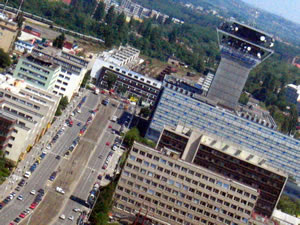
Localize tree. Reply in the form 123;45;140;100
116;85;127;95
124;127;140;148
140;107;151;118
15;12;25;29
239;92;249;105
59;96;69;110
277;194;300;216
81;70;91;88
53;33;65;49
0;49;11;68
105;6;115;25
93;1;105;21
115;12;126;30
105;72;117;89
104;26;114;48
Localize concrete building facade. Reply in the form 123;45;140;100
113;142;260;225
207;20;274;109
157;125;287;217
146;75;300;184
13;54;60;91
0;75;60;164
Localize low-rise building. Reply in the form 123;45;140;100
0;75;60;164
94;60;162;105
13;46;89;100
13;54;61;90
14;40;34;53
113;142;260;225
0;17;18;52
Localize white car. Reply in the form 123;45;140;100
30;190;36;195
24;171;31;178
59;214;66;220
17;195;23;201
68;215;74;221
56;187;65;194
73;208;82;213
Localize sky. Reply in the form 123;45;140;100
242;0;300;24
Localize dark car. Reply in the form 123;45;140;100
38;189;44;194
49;171;57;181
14;217;21;223
18;179;26;187
55;155;61;160
40;153;46;159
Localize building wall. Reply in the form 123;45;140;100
113;143;259;225
13;57;60;90
0;20;17;52
0;80;59;164
146;86;300;184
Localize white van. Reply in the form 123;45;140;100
111;116;117;122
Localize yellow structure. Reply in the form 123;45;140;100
0;18;18;52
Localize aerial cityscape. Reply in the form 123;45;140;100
0;0;299;225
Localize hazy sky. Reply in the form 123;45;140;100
242;0;300;24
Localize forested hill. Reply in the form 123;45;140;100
134;0;300;59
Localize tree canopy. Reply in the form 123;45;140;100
0;49;11;68
53;33;65;49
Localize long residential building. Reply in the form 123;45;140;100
146;75;300;185
157;125;287;217
0;75;60;164
13;46;89;101
113;142;261;225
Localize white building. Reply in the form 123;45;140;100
14;40;35;53
91;45;141;80
32;46;89;101
272;209;300;225
285;84;300;115
0;75;60;164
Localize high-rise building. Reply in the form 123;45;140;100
146;75;300;184
157;125;287;217
113;142;260;225
0;75;60;164
207;20;274;109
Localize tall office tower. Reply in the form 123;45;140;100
207;20;274;109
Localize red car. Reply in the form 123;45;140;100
106;142;110;146
9;223;15;225
19;213;26;218
30;203;37;209
108;125;112;129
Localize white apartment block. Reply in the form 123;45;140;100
0;75;60;164
32;46;89;101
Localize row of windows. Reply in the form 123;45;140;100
128;151;257;200
17;73;45;87
115;186;250;225
22;61;50;75
1;92;41;110
20;67;48;81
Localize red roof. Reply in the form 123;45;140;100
63;41;73;50
62;0;72;4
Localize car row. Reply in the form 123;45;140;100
102;152;113;170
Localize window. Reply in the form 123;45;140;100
150;163;156;169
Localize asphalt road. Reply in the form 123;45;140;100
0;91;100;224
52;106;124;225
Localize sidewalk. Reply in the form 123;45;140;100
0;90;89;201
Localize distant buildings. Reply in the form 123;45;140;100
0;75;60;164
13;46;89;100
285;84;300;115
113;142;260;225
0;17;18;53
207;20;274;109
